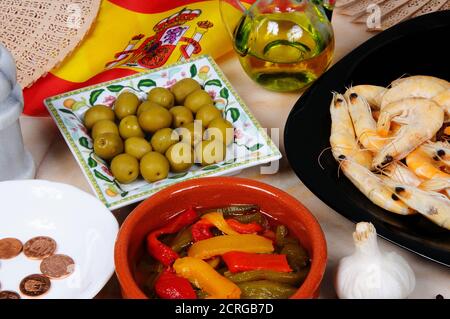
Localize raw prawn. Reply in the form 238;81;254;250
382;75;450;109
345;89;386;152
374;98;444;169
329;93;373;169
339;159;412;215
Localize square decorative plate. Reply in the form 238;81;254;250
44;55;281;210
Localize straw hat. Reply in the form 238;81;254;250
336;0;450;30
0;0;101;88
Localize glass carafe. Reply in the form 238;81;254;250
220;0;334;92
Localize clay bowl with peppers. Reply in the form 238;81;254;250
114;177;327;299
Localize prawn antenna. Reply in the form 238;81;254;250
331;91;339;100
345;81;354;92
362;97;372;112
337;158;346;178
377;165;389;176
393;168;408;185
317;146;332;170
389;73;410;88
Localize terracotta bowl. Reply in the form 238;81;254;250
114;177;327;299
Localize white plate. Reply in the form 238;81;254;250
44;55;282;210
0;180;118;299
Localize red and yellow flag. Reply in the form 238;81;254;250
24;0;248;116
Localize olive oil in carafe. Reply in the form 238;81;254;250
234;11;334;92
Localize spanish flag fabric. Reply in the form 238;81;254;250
24;0;249;116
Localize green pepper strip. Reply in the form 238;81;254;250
275;225;288;247
237;280;297;299
280;242;310;271
142;263;164;298
170;226;193;253
224;268;309;286
231;212;267;226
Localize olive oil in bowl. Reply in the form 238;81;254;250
234;8;334;92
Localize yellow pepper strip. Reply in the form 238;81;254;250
201;212;239;235
173;257;241;299
188;234;274;259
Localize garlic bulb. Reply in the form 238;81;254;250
334;222;416;299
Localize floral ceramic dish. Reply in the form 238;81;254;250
44;55;281;210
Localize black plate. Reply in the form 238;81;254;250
284;11;450;266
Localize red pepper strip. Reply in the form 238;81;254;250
222;251;293;273
147;232;180;266
192;218;263;242
226;219;263;234
192;219;214;242
147;208;199;266
159;207;198;234
154;269;197;299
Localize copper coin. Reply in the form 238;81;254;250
0;291;21;299
40;254;75;279
23;236;57;260
0;238;23;259
19;274;51;297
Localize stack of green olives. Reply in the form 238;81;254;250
83;78;234;184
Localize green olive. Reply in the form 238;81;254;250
93;133;124;160
165;142;194;173
91;120;119;140
150;128;179;154
110;153;139;184
138;105;172;133
140;152;170;182
194;139;226;166
119;115;145;139
147;87;174;108
124;137;152;160
177;121;204;146
206;118;234;145
114;91;140;120
170;78;201;104
170;106;194;128
84;105;115;129
137;101;162;117
184;89;214;113
195;104;222;127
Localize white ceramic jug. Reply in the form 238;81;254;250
0;43;35;181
